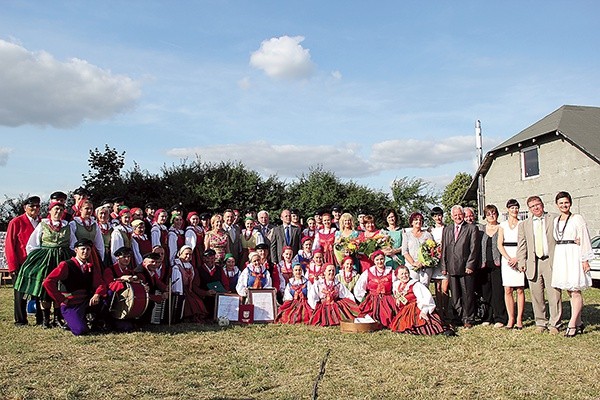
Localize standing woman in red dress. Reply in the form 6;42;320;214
185;211;205;269
353;250;398;328
312;213;338;268
356;215;381;272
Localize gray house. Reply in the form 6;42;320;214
465;105;600;236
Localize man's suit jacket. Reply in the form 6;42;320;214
270;224;301;264
257;224;275;248
440;222;479;275
5;214;37;273
224;224;243;263
517;213;556;280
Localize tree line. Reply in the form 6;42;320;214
0;145;476;229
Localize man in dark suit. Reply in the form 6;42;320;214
5;196;42;326
270;209;301;264
223;209;243;264
440;205;479;328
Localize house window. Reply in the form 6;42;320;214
521;146;539;179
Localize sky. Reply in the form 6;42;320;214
1;1;599;202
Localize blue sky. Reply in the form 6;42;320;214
1;1;599;202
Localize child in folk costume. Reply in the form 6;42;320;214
353;250;399;328
185;211;205;269
42;239;107;336
256;243;285;299
69;199;105;268
337;256;360;293
223;253;241;290
309;264;359;326
131;219;152;267
276;263;314;324
15;201;73;328
389;266;451;335
305;249;325;284
172;245;209;323
278;246;295;286
110;209;133;264
293;237;314;272
236;252;273;297
168;213;186;268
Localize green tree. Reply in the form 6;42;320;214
441;172;477;222
83;145;126;203
390;177;440;226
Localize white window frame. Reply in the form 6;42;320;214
520;145;540;180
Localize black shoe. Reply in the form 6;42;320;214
14;322;28;327
442;329;456;337
42;320;53;329
576;324;585;335
54;318;69;330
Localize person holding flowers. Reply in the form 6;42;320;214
356;215;392;272
334;213;360;266
402;212;435;285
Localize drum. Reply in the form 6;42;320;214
110;281;149;319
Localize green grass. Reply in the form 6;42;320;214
1;286;599;400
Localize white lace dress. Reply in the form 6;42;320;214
551;214;593;291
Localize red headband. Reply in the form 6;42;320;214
370;250;385;261
186;211;198;222
153;208;166;223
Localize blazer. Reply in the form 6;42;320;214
270;224;301;264
517;213;556;280
440;222;479;275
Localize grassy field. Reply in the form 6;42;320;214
1;286;599;400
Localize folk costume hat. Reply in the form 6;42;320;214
114;246;133;257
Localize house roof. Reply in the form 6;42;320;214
464;105;600;200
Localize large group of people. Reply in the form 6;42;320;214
4;188;594;337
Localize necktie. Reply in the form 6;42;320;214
454;224;460;241
285;225;291;245
534;218;544;257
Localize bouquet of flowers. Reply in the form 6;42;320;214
358;233;393;256
334;236;361;255
417;239;441;269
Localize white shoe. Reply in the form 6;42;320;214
493;322;505;328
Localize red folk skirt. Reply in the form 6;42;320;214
309;298;360;327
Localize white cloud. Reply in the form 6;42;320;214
371;136;476;168
250;36;314;80
331;70;342;81
166;137;477;179
0;147;12;166
0;39;141;128
166;141;377;178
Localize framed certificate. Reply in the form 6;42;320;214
215;293;242;322
247;288;277;323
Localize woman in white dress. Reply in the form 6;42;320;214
497;199;525;329
429;207;449;319
551;191;593;337
401;212;434;285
